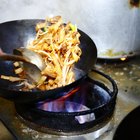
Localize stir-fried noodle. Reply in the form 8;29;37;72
1;16;82;91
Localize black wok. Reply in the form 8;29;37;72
113;106;140;140
0;19;97;103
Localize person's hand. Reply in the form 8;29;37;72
0;48;4;55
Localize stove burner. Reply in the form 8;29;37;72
15;69;118;136
37;100;96;124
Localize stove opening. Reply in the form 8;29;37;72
36;78;111;113
15;70;118;135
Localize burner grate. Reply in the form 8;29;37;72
15;69;118;135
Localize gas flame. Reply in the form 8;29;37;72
37;82;104;124
36;86;82;112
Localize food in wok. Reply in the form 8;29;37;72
0;16;82;91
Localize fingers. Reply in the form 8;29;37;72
0;48;3;55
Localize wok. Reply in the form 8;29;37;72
113;106;140;140
0;19;97;103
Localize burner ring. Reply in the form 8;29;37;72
15;69;118;135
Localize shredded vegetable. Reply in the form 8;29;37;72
1;16;82;91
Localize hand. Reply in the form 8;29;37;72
0;48;4;55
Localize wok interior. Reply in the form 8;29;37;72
0;20;97;92
0;61;86;91
0;61;17;90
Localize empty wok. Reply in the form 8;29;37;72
0;19;97;103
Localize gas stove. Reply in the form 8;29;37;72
0;56;140;140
